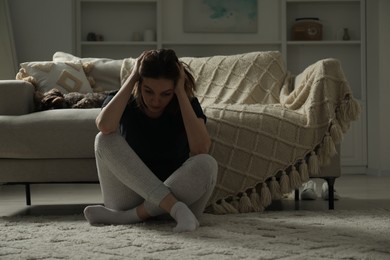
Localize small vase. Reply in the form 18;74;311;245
343;28;350;41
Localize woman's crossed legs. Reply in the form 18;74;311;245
84;132;218;232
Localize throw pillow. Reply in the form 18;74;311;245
18;60;93;94
53;51;122;92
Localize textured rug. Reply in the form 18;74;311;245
1;209;390;259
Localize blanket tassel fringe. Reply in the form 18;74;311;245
269;177;282;200
299;160;309;183
251;188;264;212
209;95;359;214
239;192;252;213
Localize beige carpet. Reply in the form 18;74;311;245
1;209;390;259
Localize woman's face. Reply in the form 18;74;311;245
141;77;175;118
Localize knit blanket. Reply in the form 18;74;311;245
121;51;360;214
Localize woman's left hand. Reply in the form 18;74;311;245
174;62;211;155
175;62;186;96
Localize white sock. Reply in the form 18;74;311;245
83;205;141;225
169;201;199;233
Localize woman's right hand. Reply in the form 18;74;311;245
96;51;147;134
129;51;146;83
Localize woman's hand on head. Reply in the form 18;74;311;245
129;52;146;82
175;62;186;96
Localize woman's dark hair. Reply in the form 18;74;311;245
132;49;196;110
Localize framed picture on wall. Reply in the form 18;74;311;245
183;0;257;33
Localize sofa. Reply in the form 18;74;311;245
0;51;359;213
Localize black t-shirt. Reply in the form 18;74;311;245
102;91;206;181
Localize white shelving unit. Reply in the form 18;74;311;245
75;0;367;173
75;0;161;59
76;0;282;58
282;0;367;173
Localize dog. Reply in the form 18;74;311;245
34;88;111;111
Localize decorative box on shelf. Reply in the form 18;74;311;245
292;18;322;41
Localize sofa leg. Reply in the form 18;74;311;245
25;184;31;206
326;177;336;210
294;189;299;201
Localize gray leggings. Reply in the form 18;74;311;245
94;132;218;218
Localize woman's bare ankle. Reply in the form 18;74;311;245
136;203;151;220
159;193;178;213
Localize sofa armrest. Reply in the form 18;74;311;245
0;80;35;115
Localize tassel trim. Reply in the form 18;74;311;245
308;151;320;176
299;160;309;183
323;132;337;158
340;95;361;122
269;177;282;200
330;119;343;144
260;183;272;208
279;171;290;194
250;188;264;212
238;192;252;213
289;166;301;190
221;199;239;214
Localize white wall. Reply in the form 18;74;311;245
161;0;279;42
378;1;390;174
367;0;390;176
0;0;18;79
9;0;73;63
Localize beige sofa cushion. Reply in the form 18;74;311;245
0;109;100;159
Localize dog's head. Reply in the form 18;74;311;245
35;88;70;111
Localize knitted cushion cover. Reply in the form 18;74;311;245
53;51;123;93
16;61;93;94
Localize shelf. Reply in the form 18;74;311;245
80;0;157;2
162;41;282;46
285;0;361;42
287;40;361;45
286;0;360;3
78;0;157;44
81;41;157;46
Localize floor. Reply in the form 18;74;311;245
1;174;390;217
